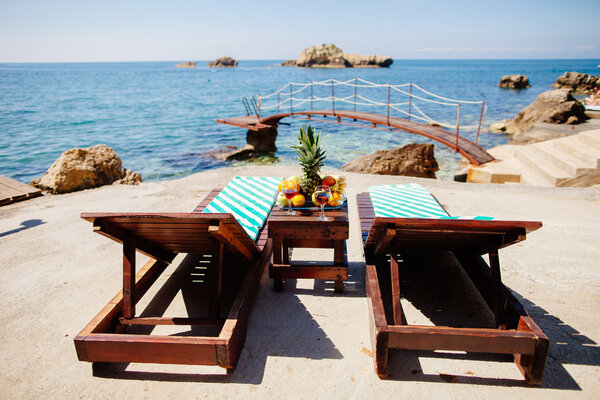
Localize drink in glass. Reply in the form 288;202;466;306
282;180;299;215
313;185;332;221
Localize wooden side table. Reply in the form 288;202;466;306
268;201;349;292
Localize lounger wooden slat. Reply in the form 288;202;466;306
357;191;549;384
75;188;274;370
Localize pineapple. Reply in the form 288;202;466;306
291;125;326;197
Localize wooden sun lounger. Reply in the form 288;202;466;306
357;192;549;384
74;189;272;370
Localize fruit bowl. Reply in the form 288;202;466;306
276;175;347;210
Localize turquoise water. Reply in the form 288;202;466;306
1;59;598;182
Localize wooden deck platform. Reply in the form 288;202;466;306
217;110;494;165
216;115;272;131
0;175;42;206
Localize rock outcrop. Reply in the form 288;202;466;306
281;59;297;67
341;143;438;178
552;72;600;94
175;61;196;68
31;144;142;194
505;89;588;136
284;44;392;68
343;53;393;68
499;74;530;89
208;57;238;68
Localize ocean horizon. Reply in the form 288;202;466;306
1;59;599;183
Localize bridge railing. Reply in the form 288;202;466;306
257;78;486;146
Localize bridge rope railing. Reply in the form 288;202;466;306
256;78;487;146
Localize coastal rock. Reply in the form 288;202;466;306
30;144;141;194
246;126;277;153
489;119;510;133
281;59;297;67
505;89;588;135
552;71;600;94
293;43;392;68
174;61;196;68
208;57;238;68
213;127;278;161
499;74;530;89
341;143;438;178
343;53;393;68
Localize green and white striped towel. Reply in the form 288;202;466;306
203;176;282;240
369;183;493;220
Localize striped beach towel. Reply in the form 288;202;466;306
203;176;282;240
368;183;493;220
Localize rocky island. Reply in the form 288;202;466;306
208;56;238;67
281;43;392;68
498;74;530;89
174;61;196;68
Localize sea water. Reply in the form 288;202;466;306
1;59;598;182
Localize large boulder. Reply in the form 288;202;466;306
31;144;142;194
174;61;196;68
293;43;392;68
505;89;588;135
552;71;600;94
341;143;438;178
208;57;238;67
499;74;530;89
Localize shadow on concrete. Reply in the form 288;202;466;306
0;219;45;238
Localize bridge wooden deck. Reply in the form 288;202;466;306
217;110;494;165
0;174;42;206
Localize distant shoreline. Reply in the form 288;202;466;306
1;58;599;65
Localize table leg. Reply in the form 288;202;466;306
272;236;284;291
333;239;346;292
283;239;290;264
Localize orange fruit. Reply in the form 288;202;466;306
328;191;343;207
321;175;336;187
278;180;285;192
291;194;305;207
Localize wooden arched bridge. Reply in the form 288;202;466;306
217;79;495;165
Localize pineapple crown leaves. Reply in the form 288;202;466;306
291;125;327;169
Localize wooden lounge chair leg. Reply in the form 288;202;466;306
389;246;403;325
122;236;136;319
515;316;550;385
209;241;224;320
489;246;506;329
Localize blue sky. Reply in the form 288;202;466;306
0;0;598;62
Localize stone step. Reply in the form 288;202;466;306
578;129;600;150
467;160;521;184
515;146;572;186
519;167;554;187
554;136;600;168
534;140;596;176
